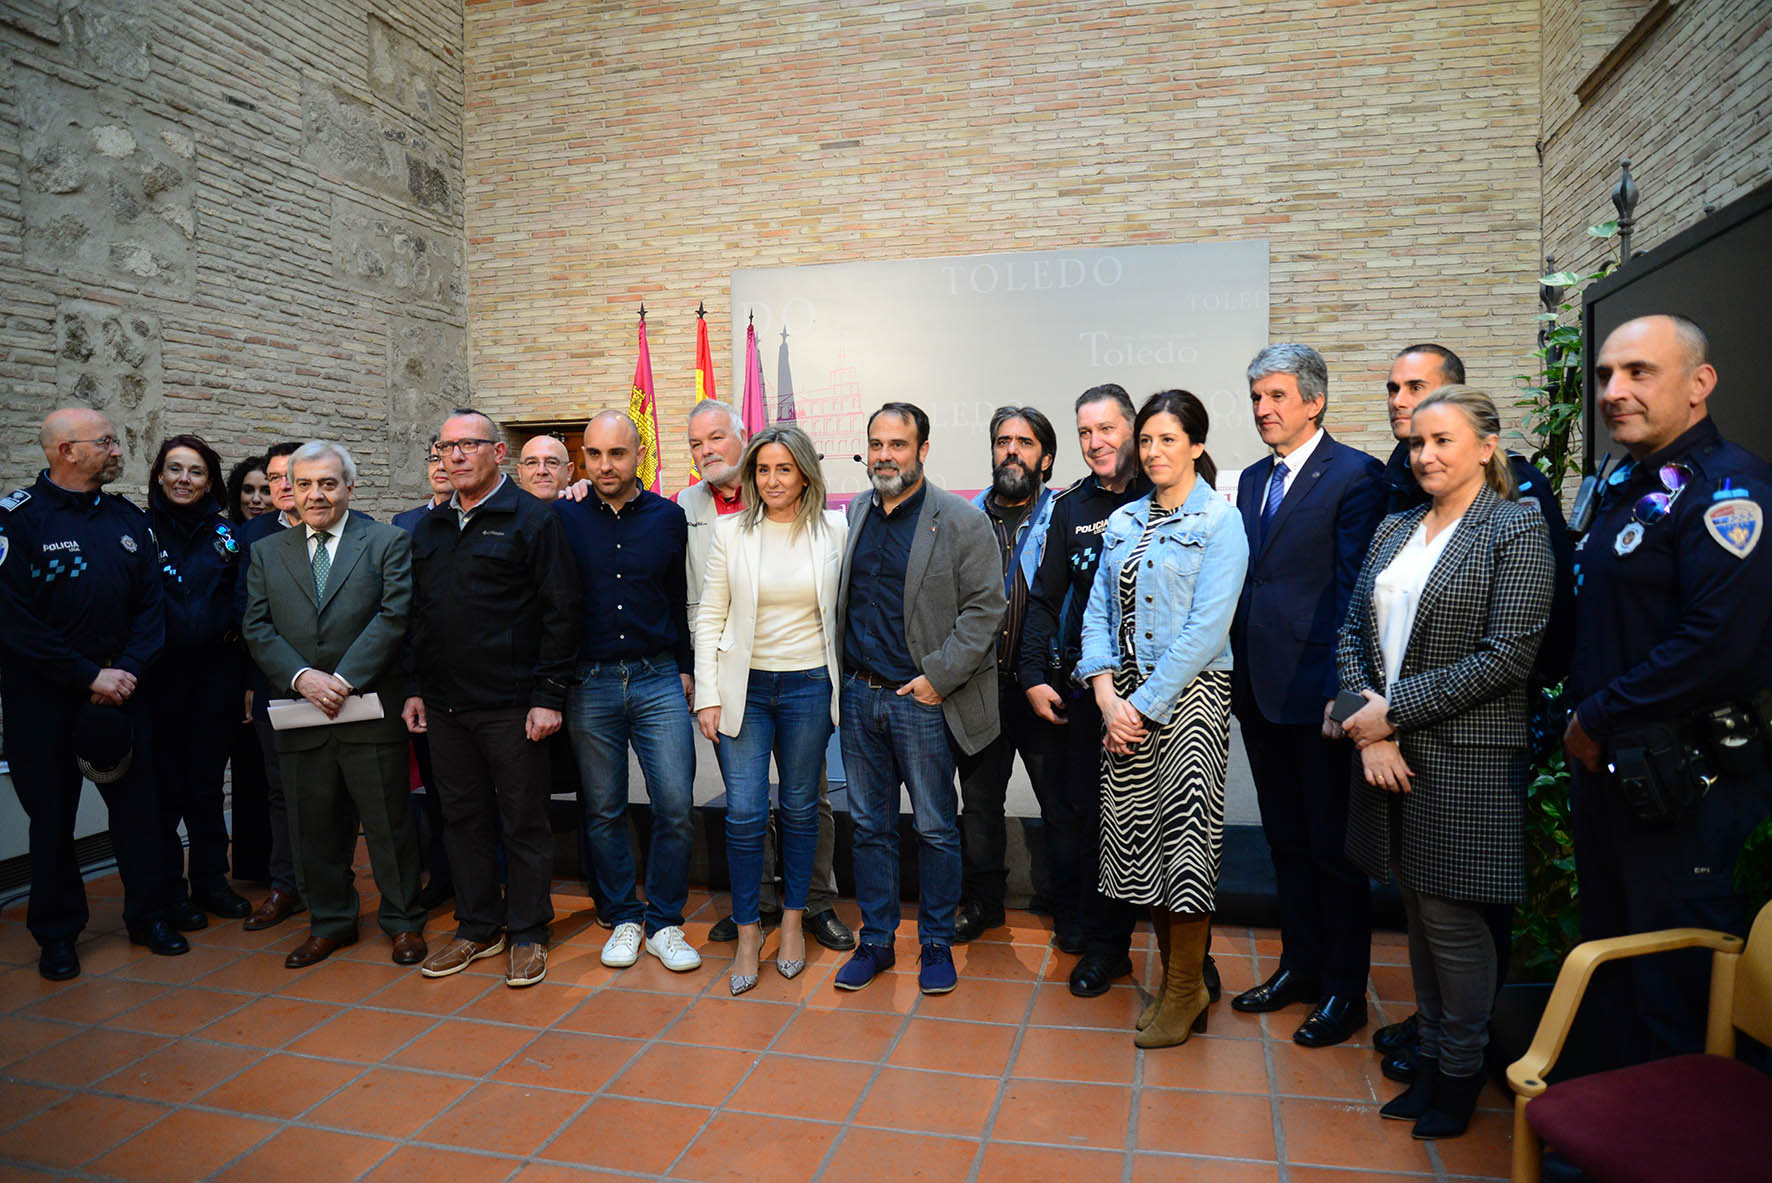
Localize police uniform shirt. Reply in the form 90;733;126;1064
0;470;165;687
1570;418;1772;737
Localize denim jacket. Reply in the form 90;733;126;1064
1075;478;1248;725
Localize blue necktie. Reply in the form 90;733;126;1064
1259;459;1288;544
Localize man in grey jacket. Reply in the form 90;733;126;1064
833;402;1006;995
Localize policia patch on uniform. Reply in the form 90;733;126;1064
1703;499;1762;559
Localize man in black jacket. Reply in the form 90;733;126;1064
404;409;581;989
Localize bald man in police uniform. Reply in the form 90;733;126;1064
1565;314;1772;1062
0;408;185;980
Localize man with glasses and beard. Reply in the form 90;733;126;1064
1;408;183;980
831;402;1005;995
951;406;1065;945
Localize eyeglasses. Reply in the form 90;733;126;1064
436;439;497;456
518;457;567;470
425;454;442;466
1631;462;1690;526
68;436;120;450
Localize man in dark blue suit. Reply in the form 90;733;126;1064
1230;343;1386;1048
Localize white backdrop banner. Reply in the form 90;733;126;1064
731;240;1270;498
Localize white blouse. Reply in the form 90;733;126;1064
1373;518;1460;688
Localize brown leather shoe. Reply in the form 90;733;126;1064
419;935;506;978
506;941;547;988
391;931;427;965
244;887;306;931
284;932;357;968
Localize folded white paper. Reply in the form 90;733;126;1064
267;692;385;731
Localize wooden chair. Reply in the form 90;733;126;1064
1506;900;1772;1182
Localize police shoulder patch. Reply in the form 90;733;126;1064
0;489;29;513
1703;499;1762;559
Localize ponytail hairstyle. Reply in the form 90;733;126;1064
1133;389;1217;489
1411;385;1516;499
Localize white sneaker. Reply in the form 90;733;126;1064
601;922;644;968
645;925;702;972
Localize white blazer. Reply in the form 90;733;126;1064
693;508;847;736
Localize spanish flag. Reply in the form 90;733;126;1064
689;307;717;479
628;312;661;493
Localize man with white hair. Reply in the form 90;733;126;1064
1;408;183;980
682;399;855;952
243;440;428;969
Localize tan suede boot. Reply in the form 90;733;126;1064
1134;911;1212;1049
1137;907;1173;1031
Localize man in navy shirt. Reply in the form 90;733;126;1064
556;410;703;975
1;408;184;979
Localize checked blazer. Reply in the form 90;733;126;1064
1334;485;1555;903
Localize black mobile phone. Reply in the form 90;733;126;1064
1329;690;1367;725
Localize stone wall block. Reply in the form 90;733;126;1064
301;74;454;218
61;2;152;82
368;14;441;131
386;316;467;492
54;299;163;481
332;195;464;308
17;70;194;294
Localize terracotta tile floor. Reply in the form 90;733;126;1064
0;864;1515;1181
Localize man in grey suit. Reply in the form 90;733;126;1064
832;402;1006;996
243;441;427;969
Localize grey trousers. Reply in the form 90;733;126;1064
1398;876;1497;1078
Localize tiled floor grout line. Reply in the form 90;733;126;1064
959;937;1054;1183
1252;927;1292;1183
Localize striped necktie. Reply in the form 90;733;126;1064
1259;459;1288;544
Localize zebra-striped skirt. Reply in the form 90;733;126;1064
1098;667;1232;912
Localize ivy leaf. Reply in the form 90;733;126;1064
1541;270;1583;287
1587;220;1620;238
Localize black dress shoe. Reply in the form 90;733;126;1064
38;939;79;981
417;877;454;911
1203;952;1222;1003
170;898;210;932
805;908;856;951
192;880;253;919
1381;1048;1418;1083
1231;967;1322;1013
1068;952;1133;997
128;919;191;956
952;899;1004;944
708;909;784;944
1052;928;1086;955
1293;994;1368;1047
1372;1010;1420;1056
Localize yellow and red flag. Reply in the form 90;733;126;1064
628;310;661;492
689;306;717;479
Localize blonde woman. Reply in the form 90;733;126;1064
694;425;847;994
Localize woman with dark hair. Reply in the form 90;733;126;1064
693;424;845;994
221;453;273;882
145;434;252;925
1077;390;1248;1047
225;454;272;524
1336;386;1553;1139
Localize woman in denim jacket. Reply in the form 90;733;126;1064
1077;389;1249;1048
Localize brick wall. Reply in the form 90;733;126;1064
1540;0;1771;279
463;0;1545;479
0;0;467;519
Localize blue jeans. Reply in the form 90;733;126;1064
720;668;835;926
568;654;696;935
839;675;961;947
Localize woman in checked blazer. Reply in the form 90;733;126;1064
1333;387;1554;1141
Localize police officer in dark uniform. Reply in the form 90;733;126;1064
1564;314;1772;1062
1370;344;1577;1082
145;433;253;929
1018;383;1220;1000
0;408;187;980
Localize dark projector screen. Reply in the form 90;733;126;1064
1583;180;1772;469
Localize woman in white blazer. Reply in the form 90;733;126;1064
694;425;847;995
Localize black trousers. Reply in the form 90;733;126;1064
253;717;300;895
147;649;236;899
3;671;170;942
229;718;272;882
426;705;555;945
1572;755;1772;1061
408;733;453;888
957;685;1068;921
1240;710;1371;996
279;732;425;940
1065;690;1140;957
